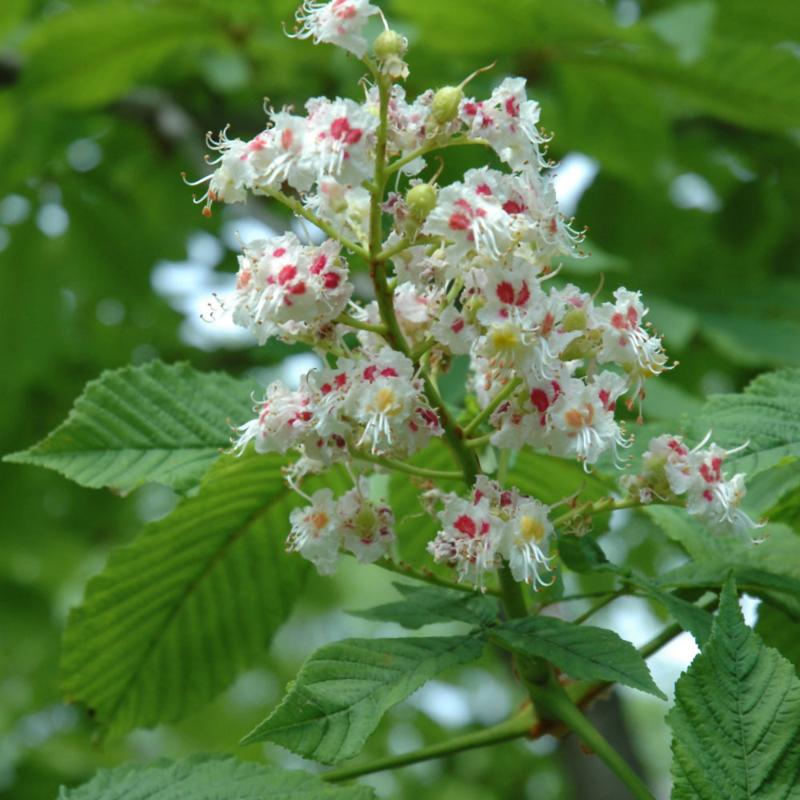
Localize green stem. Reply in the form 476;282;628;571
335;313;387;335
465;433;493;449
376;235;439;262
322;707;533;783
411;336;437;361
373;557;500;596
553;495;677;529
541;589;634;606
368;74;410;356
351;450;462;480
462;378;522;436
641;593;719;658
498;564;529;619
572;589;625;625
385;135;490;178
421;370;480;484
527;683;655;800
264;188;367;258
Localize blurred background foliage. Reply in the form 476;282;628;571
1;0;798;797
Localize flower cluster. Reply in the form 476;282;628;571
189;0;757;582
232;233;352;345
289;478;394;574
622;433;761;536
428;476;554;589
235;346;442;468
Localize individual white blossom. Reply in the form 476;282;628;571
287;488;342;575
234;380;316;455
338;478;395;562
305;96;378;185
289;0;380;57
427;495;501;588
595;289;670;394
423;168;513;261
548;372;629;466
431;305;478;354
460;77;547;170
500;499;555;587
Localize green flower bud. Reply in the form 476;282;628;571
374;29;407;60
560;335;592;362
431;85;463;124
562;308;587;332
406;183;437;220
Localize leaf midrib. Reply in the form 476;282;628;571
100;475;287;730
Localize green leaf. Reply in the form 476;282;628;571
555;63;671;184
388;442;460;571
755;604;800;677
649;507;800;617
595;38;800;133
632;577;714;646
742;460;800;519
557;534;613;574
241;634;486;763
5;361;256;493
506;448;613;505
690;368;800;477
491;616;665;699
647;0;715;64
701;314;800;369
351;581;499;629
21;3;223;108
60;451;346;737
668;579;800;799
59;756;375;799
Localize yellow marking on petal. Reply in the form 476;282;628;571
519;515;545;542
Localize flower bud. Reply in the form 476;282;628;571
561;308;587;332
406;183;437;220
374;29;407;60
431;86;463;124
560;333;598;362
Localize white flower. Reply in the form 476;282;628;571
627;433;761;537
431;305;478;354
472;474;521;510
423;168;512;261
287;489;342;575
234;380;316;455
497;170;581;259
345;347;429;454
427;479;556;589
251;111;316;193
460;77;547;170
367;85;433;169
308;362;353;436
500;499;555;588
289;0;380;58
305;97;378;185
548;373;629;466
231;234;352;344
184;130;253;215
393;282;441;345
490;376;566;451
595;289;669;387
427;496;501;588
338;478;395;563
305;176;371;243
